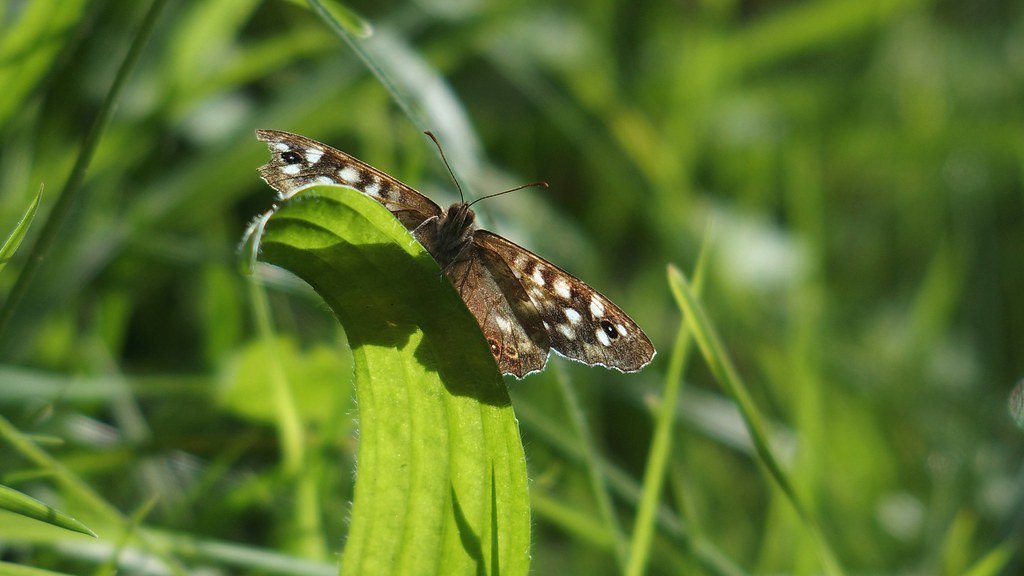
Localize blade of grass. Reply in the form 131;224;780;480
0;413;122;524
0;561;80;576
0;184;42;275
303;0;482;177
246;276;325;559
552;364;628;571
962;540;1016;576
0;0;89;129
625;241;710;576
255;183;530;575
0;0;169;339
304;0;427;132
0;414;190;572
667;264;843;575
285;0;372;37
512;394;747;576
91;497;157;576
0;483;95;537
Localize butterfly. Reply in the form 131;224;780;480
256;129;655;378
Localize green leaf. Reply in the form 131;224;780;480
256;184;530;576
0;184;42;275
0;483;95;538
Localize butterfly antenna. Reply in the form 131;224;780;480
468;181;549;207
424;131;465;203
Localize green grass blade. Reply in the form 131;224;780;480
1009;380;1024;430
962;541;1016;576
0;184;42;275
667;264;844;576
0;0;89;129
625;246;710;576
285;0;372;37
0;484;95;538
0;560;80;576
552;366;628;570
0;0;169;339
304;0;428;132
255;184;530;576
245;278;326;559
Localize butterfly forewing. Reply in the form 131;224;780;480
474;230;656;373
256;129;442;229
256;129;656;378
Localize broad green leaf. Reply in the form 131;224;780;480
0;484;95;538
0;185;42;275
256;184;530;576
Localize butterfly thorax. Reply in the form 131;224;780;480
414;202;477;269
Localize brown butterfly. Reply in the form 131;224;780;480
256;129;655;377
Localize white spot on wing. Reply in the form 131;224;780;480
365;180;381;197
338;166;360;183
596;328;611;346
557;324;576;340
315;176;334;185
589;296;605;318
542;321;551;330
305;149;323;164
616;324;627;336
273;143;289;152
532;267;546;286
565;308;582;325
495;315;512;332
554;278;571;299
281;163;301;176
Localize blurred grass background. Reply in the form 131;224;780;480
1;0;1023;574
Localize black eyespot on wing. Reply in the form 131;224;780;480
282;151;302;164
601;320;618;339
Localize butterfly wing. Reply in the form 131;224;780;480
256;129;443;229
474;230;655;373
447;243;551;377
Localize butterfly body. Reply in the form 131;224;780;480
413;201;476;270
256;129;655;377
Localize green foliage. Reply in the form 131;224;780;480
1;0;1022;574
0;185;41;274
0;484;94;538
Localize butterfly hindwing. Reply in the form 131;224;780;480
446;243;551;376
473;230;655;374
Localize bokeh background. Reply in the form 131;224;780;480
1;0;1022;574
